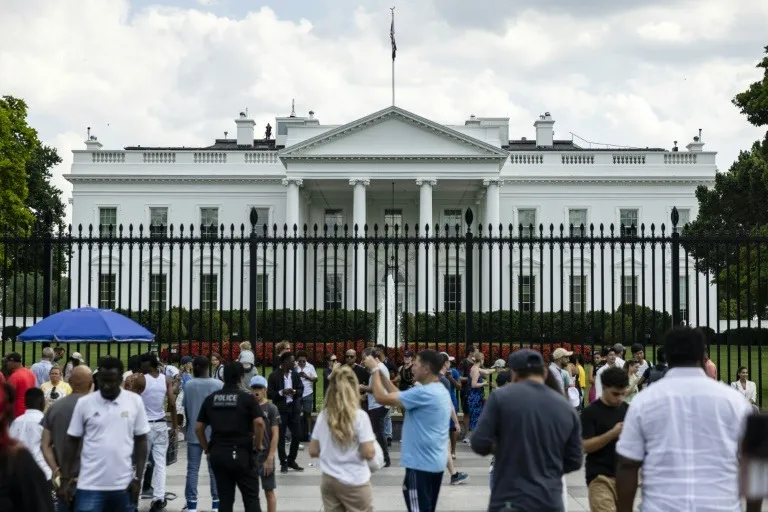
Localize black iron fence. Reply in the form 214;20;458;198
1;207;767;405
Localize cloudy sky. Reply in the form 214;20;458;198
1;0;766;222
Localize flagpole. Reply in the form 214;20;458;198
390;6;395;106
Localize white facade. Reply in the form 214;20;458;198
65;106;718;326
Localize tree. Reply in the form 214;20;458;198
0;96;36;236
685;45;768;319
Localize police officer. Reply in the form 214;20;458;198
196;362;266;512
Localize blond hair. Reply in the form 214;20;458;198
472;351;485;364
275;340;291;355
323;365;360;448
239;341;252;352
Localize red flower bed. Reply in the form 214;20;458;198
161;340;593;366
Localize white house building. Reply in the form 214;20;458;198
65;105;718;326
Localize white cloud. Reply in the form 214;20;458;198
0;0;765;226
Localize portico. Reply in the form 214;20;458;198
277;106;509;312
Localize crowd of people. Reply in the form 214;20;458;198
0;330;765;512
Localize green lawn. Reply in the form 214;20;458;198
4;341;766;409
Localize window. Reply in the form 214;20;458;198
201;274;218;311
98;274;116;309
149;274;167;311
99;207;117;237
444;209;463;236
679;275;689;323
518;209;537;238
256;274;268;311
622;275;637;304
384;208;403;231
324;209;344;231
324;273;343;310
570;275;587;313
251;207;270;230
518;275;536;312
619;209;638;237
149;207;168;238
200;207;219;239
677;208;690;234
444;274;462;312
568;209;587;236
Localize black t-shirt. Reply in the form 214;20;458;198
495;370;511;388
197;386;265;448
351;364;369;386
459;358;473;393
0;448;55;512
383;358;397;378
580;399;629;484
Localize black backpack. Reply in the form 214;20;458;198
647;365;668;385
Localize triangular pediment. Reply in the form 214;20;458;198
278;106;508;166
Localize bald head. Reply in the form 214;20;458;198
69;365;93;393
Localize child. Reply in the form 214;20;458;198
249;375;279;512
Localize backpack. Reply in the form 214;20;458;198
647;365;668;385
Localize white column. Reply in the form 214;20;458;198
483;179;502;311
283;178;303;309
416;178;437;312
350;178;370;310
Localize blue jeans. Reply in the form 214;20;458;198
56;498;73;512
384;407;393;438
74;490;131;512
185;442;219;509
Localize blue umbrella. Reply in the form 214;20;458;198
18;307;154;343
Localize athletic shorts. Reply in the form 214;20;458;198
258;460;277;491
460;393;470;414
402;468;444;512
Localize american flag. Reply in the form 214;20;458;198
390;15;397;60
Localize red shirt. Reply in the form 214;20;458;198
8;367;36;418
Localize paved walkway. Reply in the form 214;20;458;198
147;440;765;511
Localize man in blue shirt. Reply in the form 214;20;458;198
364;349;452;512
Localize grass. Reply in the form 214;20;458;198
4;341;767;409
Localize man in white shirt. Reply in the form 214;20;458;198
613;343;626;369
30;347;54;386
59;356;150;512
9;387;51;481
295;350;318;443
629;343;651;378
615;326;762;512
360;346;392;468
594;347;620;398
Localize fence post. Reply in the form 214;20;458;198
249;207;258;348
42;212;53;319
670;207;681;326
464;208;474;348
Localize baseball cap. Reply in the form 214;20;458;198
6;352;22;363
438;351;455;362
404;350;414;358
492;359;506;368
507;349;545;372
329;354;337;361
552;348;573;360
71;352;85;362
180;356;193;365
239;350;255;365
250;375;268;388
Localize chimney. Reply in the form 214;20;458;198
235;111;255;146
534;112;555;147
686;129;705;152
85;127;102;150
465;114;481;126
305;110;320;126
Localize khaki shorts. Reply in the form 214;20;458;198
588;475;618;512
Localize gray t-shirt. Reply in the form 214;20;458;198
470;381;583;512
40;393;86;473
183;377;224;443
257;401;281;464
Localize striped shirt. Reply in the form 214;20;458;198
616;367;752;511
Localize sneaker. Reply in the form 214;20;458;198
141;487;154;499
386;437;392;447
287;461;304;471
462;436;470;444
298;444;305;451
384;460;391;468
212;499;220;512
181;503;197;512
149;499;167;511
450;472;469;485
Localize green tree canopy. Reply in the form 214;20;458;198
0;96;36;235
685;45;768;319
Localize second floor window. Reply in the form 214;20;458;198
677;208;691;234
518;209;537;238
99;207;117;237
252;207;270;232
568;209;587;236
200;207;219;239
619;209;638;237
149;207;168;238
